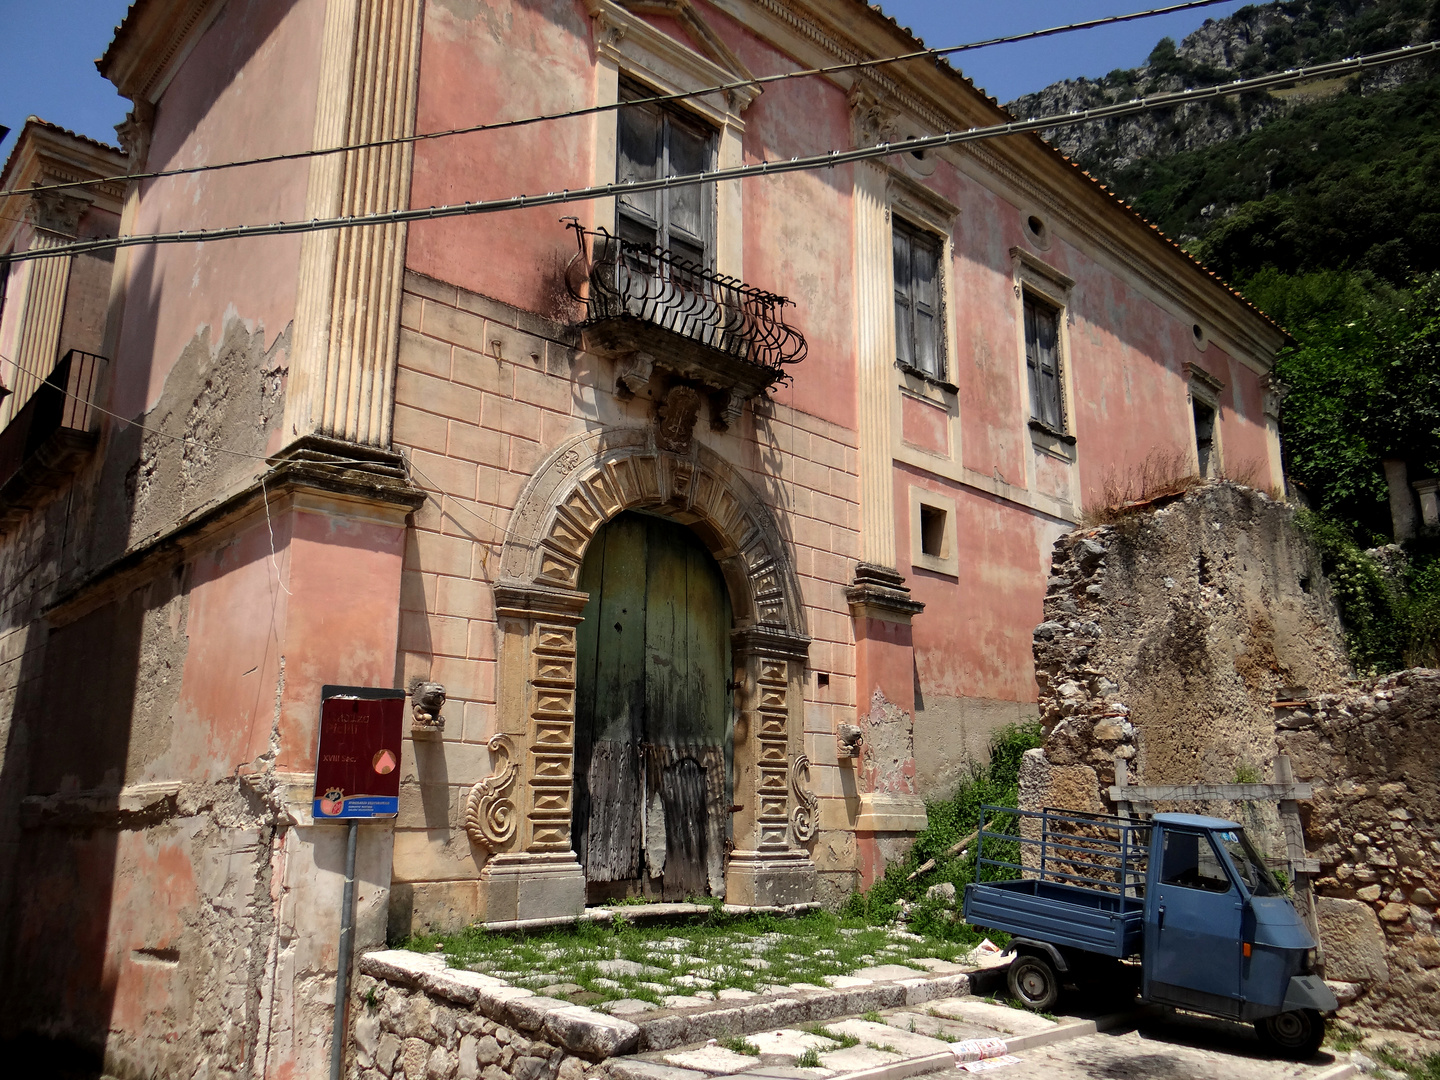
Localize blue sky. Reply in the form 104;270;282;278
0;0;1250;163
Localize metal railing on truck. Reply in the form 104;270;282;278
976;805;1151;910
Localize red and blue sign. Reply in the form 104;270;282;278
313;686;405;819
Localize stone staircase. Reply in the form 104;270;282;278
350;949;1104;1080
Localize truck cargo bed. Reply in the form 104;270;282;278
961;806;1151;960
964;878;1143;957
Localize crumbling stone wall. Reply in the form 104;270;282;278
1028;482;1350;808
1025;482;1440;1032
1278;671;1440;1033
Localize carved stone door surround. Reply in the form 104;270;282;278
474;426;817;924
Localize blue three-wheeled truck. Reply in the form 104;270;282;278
962;806;1337;1059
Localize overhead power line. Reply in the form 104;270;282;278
3;39;1434;268
1;0;1239;200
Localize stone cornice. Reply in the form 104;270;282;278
845;562;924;621
98;0;225;102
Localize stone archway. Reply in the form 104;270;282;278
471;426;817;924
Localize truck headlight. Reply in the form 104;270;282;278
1304;948;1317;973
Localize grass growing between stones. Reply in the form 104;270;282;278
842;723;1043;940
404;909;972;1007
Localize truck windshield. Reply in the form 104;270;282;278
1214;829;1282;897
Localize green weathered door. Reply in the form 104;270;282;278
573;511;732;901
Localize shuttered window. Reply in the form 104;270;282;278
1024;293;1065;431
616;80;713;267
893;218;943;379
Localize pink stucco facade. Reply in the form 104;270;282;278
0;0;1284;1076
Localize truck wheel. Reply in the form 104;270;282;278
1007;954;1059;1012
1255;1009;1325;1060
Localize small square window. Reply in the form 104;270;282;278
893;218;944;380
919;504;946;558
909;488;958;576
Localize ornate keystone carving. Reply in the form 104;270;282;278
789;754;818;842
656;385;703;453
465;734;519;852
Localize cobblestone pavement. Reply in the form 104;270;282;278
932;1011;1352;1080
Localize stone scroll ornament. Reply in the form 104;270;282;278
465;734;518;852
789;753;819;843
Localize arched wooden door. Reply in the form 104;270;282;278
572;511;733;902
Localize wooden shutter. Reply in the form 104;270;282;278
893;225;913;368
1025;294;1063;430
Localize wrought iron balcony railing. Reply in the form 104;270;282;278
0;348;106;530
564;222;806;384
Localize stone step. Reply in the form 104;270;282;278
604;997;1103;1080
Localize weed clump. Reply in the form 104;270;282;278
842;722;1043;937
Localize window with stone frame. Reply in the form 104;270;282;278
893;216;944;379
615;79;714;267
1024;291;1065;433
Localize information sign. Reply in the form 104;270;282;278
312;685;405;820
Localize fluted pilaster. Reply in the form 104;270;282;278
287;0;423;448
853;162;897;569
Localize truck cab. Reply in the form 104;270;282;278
1143;813;1333;1053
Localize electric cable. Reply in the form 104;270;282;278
2;39;1433;268
0;0;1243;200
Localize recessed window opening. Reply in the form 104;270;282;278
893;217;944;379
1193;399;1217;476
1027;215;1046;238
919;503;947;558
816;672;830;688
617;79;715;266
1192;323;1204;342
1024;292;1064;432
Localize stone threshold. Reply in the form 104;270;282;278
478;903;823;933
358;951;993;1061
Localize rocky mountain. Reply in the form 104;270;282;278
1005;0;1438;180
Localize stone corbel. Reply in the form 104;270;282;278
614;350;656;397
115;100;156;170
845;563;925;623
848;80;900;149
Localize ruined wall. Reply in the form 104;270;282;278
1278;671;1440;1034
1025;481;1440;1032
1027;482;1350;807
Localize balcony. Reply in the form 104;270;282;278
0;349;106;530
564;223;806;429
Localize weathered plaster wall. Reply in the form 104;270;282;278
387;272;864;927
110;0;323;426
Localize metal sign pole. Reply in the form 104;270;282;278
330;818;359;1080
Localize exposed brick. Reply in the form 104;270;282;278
453;346;511;396
399;328;453;378
430;656;495;704
482;321;544;366
410;449;478;500
481;394;542;439
421;300;487;350
513;364;576;414
393;403;449;455
404;273;459;306
436;575;492;621
407;530;476;578
468;619;498;661
447;422;507;468
396;368;481;424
